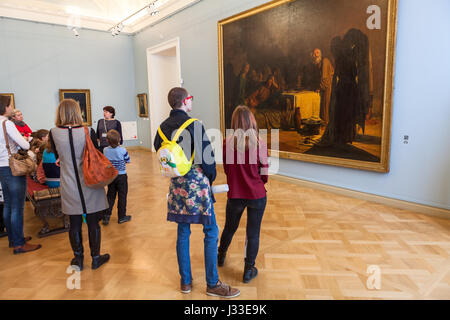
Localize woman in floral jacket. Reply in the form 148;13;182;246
154;87;240;299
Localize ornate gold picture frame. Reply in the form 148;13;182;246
137;93;149;118
0;93;15;109
218;0;398;172
59;89;92;126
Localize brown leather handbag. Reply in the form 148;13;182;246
2;120;36;176
82;127;118;188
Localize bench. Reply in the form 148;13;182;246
26;177;69;237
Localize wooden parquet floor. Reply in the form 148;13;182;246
0;150;449;300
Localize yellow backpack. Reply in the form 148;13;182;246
157;118;198;178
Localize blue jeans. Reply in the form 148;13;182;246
176;205;219;287
0;166;27;247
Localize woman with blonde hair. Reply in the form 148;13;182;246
218;105;269;283
49;99;110;270
11;109;33;141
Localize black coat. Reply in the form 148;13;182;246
153;109;217;185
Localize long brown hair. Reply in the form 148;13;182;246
55;99;83;126
228;105;259;151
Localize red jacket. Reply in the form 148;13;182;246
223;138;269;199
15;123;32;138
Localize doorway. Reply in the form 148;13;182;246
146;37;182;151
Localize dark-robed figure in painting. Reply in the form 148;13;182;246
320;29;373;147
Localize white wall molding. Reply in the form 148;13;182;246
272;174;450;220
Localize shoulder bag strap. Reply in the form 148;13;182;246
2;120;12;157
68;126;88;216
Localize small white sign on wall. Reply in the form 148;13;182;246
122;121;138;140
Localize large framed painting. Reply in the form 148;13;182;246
59;89;92;126
137;93;149;118
218;0;398;172
0;93;15;109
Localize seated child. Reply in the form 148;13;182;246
42;142;60;188
102;129;131;225
31;129;49;143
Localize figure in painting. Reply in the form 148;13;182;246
320;29;373;147
301;49;334;124
235;62;251;106
247;75;280;110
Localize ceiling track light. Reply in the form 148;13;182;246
111;23;124;37
108;0;163;36
148;3;160;16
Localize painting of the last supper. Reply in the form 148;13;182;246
218;0;398;172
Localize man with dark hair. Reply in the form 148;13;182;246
167;87;189;109
153;87;240;298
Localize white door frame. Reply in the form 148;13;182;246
146;37;182;151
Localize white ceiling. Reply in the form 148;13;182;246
0;0;201;34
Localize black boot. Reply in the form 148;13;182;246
217;250;227;267
102;214;110;226
243;262;258;283
69;231;84;271
88;227;110;270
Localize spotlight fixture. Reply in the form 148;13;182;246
111;24;123;37
148;3;160;16
72;27;79;37
109;0;166;37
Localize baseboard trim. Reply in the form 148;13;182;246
272;174;449;220
126;146;153;152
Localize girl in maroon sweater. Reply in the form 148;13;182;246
218;105;269;283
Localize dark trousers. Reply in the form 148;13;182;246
106;174;128;219
69;213;100;233
218;197;267;266
68;212;104;258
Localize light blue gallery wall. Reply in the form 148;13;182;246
0;17;139;147
1;1;448;210
132;0;450;210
